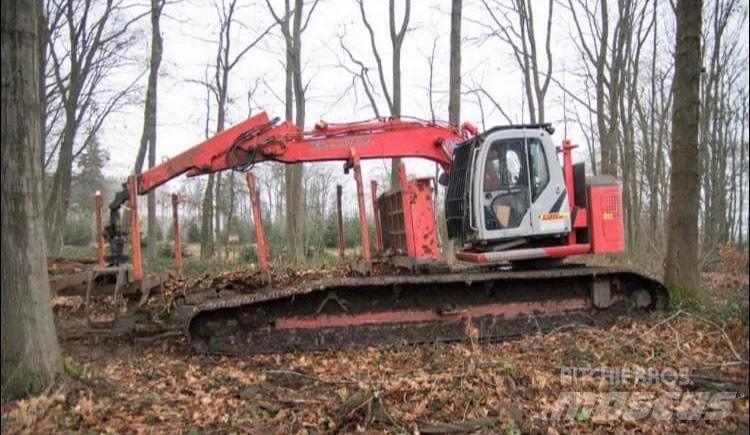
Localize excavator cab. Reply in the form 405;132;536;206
446;125;570;248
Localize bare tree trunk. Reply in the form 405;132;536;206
739;99;748;243
38;0;47;171
199;79;214;258
283;22;296;261
442;0;462;263
388;0;409;188
224;172;236;251
596;0;615;174
1;0;62;399
215;172;223;250
199;0;271;259
44;90;77;256
616;0;650;253
647;0;660;252
290;0;306;263
209;60;228;259
449;0;462;126
270;0;317;264
134;0;164;260
201;173;215;258
665;0;703;290
480;0;552;124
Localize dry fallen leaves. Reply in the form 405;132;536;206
8;261;748;433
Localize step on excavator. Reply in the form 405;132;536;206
101;111;668;354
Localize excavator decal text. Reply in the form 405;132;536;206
312;135;372;150
539;212;569;221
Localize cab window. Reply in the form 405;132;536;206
483;140;528;191
528;140;549;200
482;138;530;231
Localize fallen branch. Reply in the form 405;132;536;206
544;322;591;337
684;375;749;398
133;330;183;344
419;417;498;434
331;386;405;433
617;310;684;348
263;369;357;385
682;311;748;365
610;309;748;368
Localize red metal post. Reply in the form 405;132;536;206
561;139;577;245
409;178;440;261
245;172;269;280
336;184;345;260
370;180;383;253
398;163;417;258
171;194;182;275
350;149;371;269
95;191;105;267
127;176;143;281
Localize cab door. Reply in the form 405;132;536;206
527;136;570;236
475;134;533;241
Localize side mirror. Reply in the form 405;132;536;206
438;172;450;186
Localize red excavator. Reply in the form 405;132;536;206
102;111;667;354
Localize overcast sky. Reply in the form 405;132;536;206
97;0;749;204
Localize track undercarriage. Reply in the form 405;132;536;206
188;266;668;355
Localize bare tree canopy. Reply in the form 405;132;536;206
134;0;165;261
475;0;553;123
352;0;411;188
199;0;274;259
267;0;320;263
43;0;146;256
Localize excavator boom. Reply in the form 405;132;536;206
135;111;474;195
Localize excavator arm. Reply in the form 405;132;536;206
136;111;475;195
106;111;476;263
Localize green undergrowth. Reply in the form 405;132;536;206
179;258;248;277
669;284;749;328
59;245;97;261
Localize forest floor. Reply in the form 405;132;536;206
2;249;749;434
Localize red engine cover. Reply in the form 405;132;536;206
587;182;624;253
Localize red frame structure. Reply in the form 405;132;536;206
122;109;622;274
127;176;143;281
125;112;471;275
348;149;372;271
245;173;270;281
376;164;440;261
171;194;182;275
336;185;345;260
371;180;383;253
95;192;105;267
